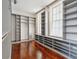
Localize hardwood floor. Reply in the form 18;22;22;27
11;40;66;59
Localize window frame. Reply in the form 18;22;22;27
48;1;64;39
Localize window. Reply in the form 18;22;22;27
49;3;63;38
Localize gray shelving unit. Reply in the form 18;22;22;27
41;11;45;35
35;34;77;59
64;0;77;58
64;0;77;40
15;15;21;41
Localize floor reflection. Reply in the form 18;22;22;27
12;41;66;59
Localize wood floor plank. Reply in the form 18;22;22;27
11;41;66;59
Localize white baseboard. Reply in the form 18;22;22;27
11;39;34;44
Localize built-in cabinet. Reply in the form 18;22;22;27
35;0;77;59
11;14;36;41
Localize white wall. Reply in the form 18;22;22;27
11;15;15;41
2;0;12;59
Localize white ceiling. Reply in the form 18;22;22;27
12;0;55;14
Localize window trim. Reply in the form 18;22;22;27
48;1;64;39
